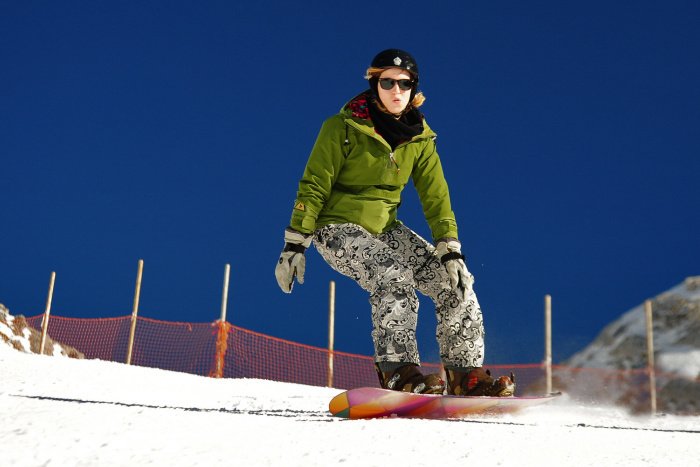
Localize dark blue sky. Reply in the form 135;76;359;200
2;1;698;366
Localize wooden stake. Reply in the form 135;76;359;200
645;299;657;415
544;294;552;395
327;281;336;388
39;271;56;355
220;264;231;322
126;259;144;365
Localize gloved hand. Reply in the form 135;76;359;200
275;228;313;293
435;238;474;301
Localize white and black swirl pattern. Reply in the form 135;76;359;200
314;222;485;368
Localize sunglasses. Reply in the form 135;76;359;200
378;78;414;91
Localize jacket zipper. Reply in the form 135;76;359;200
345;120;432;176
389;152;400;174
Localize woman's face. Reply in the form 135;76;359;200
377;68;414;115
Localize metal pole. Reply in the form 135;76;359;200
327;281;336;388
39;272;56;355
126;259;144;365
220;263;231;322
210;263;232;379
544;294;552;394
645;300;657;415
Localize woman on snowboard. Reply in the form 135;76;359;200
275;49;514;397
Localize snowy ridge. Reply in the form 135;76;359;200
0;304;83;358
564;277;700;413
2;325;700;466
566;277;700;373
0;304;31;353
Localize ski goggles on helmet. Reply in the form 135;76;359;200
378;78;414;91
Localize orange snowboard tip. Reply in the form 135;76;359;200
329;391;351;418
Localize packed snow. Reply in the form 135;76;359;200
1;343;699;466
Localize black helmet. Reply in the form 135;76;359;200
368;49;420;102
370;49;419;82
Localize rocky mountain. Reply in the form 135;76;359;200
564;276;700;413
0;303;84;358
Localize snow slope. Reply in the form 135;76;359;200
1;342;699;466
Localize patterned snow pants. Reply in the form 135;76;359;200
313;222;485;369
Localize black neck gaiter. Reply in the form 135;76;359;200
367;97;424;150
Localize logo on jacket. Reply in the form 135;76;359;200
294;201;306;211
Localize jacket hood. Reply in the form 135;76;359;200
341;91;373;120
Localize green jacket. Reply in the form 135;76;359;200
289;93;458;241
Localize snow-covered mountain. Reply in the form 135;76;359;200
566;277;700;372
565;276;700;413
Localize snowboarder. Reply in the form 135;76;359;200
275;49;514;397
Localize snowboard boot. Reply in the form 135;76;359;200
375;363;445;394
445;367;516;397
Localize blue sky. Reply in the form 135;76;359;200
2;1;698;366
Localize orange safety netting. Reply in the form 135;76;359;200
24;314;522;388
24;314;699;412
209;320;232;378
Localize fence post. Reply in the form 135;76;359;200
327;280;336;388
645;299;657;415
544;294;552;394
39;271;57;355
220;263;231;323
126;259;144;365
210;263;232;379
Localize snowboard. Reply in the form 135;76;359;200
329;387;561;420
